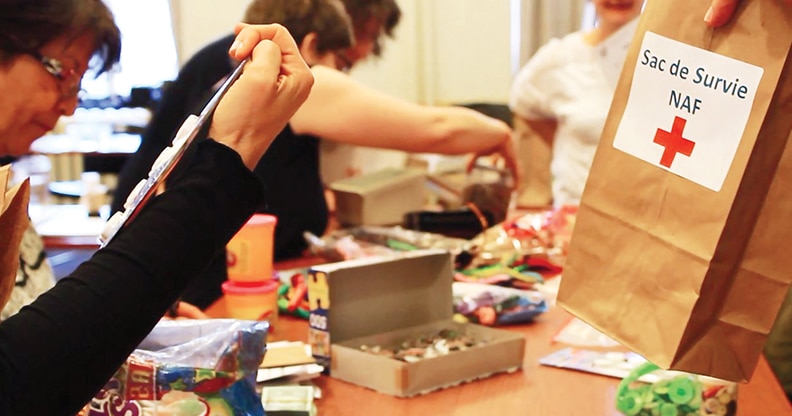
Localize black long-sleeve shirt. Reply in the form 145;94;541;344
112;34;328;309
0;139;263;415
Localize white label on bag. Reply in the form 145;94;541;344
612;31;763;192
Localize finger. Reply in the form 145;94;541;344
465;154;478;173
705;0;740;27
230;24;302;66
176;302;210;319
244;39;284;86
505;157;520;190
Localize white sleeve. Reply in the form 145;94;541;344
508;38;566;120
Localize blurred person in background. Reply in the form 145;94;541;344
113;0;517;310
509;0;643;208
113;0;357;309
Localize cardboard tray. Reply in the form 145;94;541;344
331;319;525;397
306;249;526;397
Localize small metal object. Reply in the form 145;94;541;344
359;328;487;362
99;59;249;247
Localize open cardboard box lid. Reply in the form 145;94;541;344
308;249;453;344
328;167;425;196
332;319;526;397
307;250;526;396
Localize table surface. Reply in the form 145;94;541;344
33;202;792;415
30;132;141;155
206;257;792;416
29;204;103;249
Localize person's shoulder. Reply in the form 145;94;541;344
203;34;237;53
310;65;348;81
532;31;589;67
309;65;354;92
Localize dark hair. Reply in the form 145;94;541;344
340;0;402;56
0;0;121;74
243;0;354;55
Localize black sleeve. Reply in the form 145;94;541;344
0;139;264;415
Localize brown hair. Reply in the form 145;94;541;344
243;0;354;55
0;0;120;73
340;0;402;56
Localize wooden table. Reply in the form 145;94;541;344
29;204;104;249
207;258;792;416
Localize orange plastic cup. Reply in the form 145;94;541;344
226;214;277;283
221;279;279;323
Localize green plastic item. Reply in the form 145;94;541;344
615;362;701;416
668;377;696;404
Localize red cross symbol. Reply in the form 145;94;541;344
653;116;695;168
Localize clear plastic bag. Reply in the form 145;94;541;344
81;319;269;416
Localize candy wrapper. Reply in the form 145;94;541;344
80;319;269;416
452;282;547;326
501;205;577;268
616;362;738;416
304;226;469;264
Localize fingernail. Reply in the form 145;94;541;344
704;6;713;23
229;40;242;54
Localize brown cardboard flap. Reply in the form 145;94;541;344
0;167;30;310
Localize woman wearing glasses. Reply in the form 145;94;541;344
0;0;313;414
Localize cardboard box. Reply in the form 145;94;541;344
329;168;426;226
306;250;526;397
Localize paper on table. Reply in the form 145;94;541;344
258;341;322;383
539;348;680;384
553;317;620;347
260;341;316;368
260;385;317;416
28;204;106;237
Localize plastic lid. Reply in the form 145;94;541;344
222;279;279;294
659;403;678;416
246;214;277;226
617;391;644;416
668;378;696;404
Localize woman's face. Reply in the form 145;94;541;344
593;0;644;27
0;31;93;156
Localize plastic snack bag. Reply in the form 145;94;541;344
80;319;269;416
452;282;548;326
616;362;738;416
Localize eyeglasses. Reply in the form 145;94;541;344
26;50;84;99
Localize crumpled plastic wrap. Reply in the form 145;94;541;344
304;205;577;280
453;282;548;326
501;205;577;268
80;319;269;416
305;226;469;264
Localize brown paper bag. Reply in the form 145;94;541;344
558;0;792;382
0;165;31;311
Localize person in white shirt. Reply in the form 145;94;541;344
508;0;643;208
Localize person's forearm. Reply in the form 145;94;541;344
412;107;512;155
0;140;263;414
